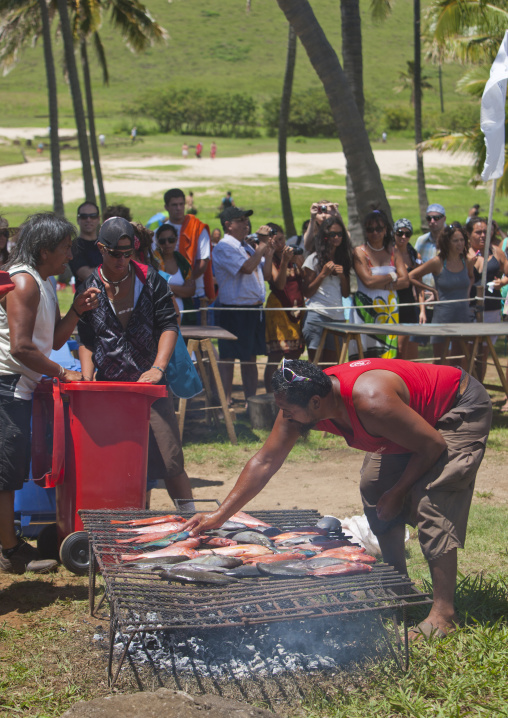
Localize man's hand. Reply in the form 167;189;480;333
61;368;84;382
281;246;295;265
137;367;164;384
181;511;226;536
73;287;100;316
376;486;406;523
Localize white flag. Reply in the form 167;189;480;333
481;30;508;182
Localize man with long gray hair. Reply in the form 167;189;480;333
0;212;99;574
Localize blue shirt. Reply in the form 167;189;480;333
212;234;266;305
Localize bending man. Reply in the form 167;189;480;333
184;358;492;639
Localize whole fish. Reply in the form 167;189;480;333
138;531;191;549
229;511;273;528
225;564;261;578
115;521;186;535
316;515;342;532
319;548;376;564
257;563;310;578
243;552;306;565
120;539;201;562
112;514;184;526
218;521;248;532
305;556;350;569
275;533;324;546
275;528;327;538
162;567;240;585
306;538;352;548
127;556;189;570
199;544;273;558
226;531;275;549
163;563;231;574
200;537;238;548
185;555;243;568
311;562;372;576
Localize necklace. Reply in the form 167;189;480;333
99;265;131;296
366;240;385;252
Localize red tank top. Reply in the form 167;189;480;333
315;359;461;454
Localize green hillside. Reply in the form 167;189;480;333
0;0;471;131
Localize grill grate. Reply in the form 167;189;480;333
81;508;432;686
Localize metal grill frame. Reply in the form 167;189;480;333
81;509;432;687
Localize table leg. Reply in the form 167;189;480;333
468;336;481;378
339;334;350;364
201;338;238;445
356;334;365;359
314;329;328;365
485;336;508;396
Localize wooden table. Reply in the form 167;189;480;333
313;321;508;395
179;325;238;444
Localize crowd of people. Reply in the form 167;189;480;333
1;192;508;577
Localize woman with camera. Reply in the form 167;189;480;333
303;200;340;253
302;214;353;364
264;223;306;391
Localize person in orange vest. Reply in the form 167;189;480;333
159;189;214;322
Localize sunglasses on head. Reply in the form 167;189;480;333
281;358;311;383
102;246;134;258
326;231;343;238
426;214;444;222
78;212;99;220
366;225;385;234
395;230;412;238
158;236;177;245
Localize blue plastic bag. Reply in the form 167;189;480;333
166;330;203;399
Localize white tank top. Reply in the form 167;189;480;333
0;264;57;399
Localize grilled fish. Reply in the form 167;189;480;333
311;562;372;576
162;567;240;585
316;515;342;532
257;563;310;578
120;539;201;562
115;521;185;535
305;556;350;569
138;531;191;549
243;552;306;564
112;514;184;526
229;511;273;528
185;555;243;568
199;544;273;558
226;531;275;548
200;536;238;548
225;564;261;578
319;548;376;563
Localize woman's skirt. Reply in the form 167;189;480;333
265;292;304;355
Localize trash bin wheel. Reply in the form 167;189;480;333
59;531;90;575
37;523;59;561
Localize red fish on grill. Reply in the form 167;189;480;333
319;547;377;563
243;552;307;564
274;530;327;541
120;538;201;562
228;511;273;528
199;536;238;547
311;562;373;576
115;522;185;535
199;544;273;559
112;514;185;526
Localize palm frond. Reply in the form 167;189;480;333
369;0;396;22
106;0;167;53
92;29;108;84
456;66;489;96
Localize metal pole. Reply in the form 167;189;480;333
478;178;497;322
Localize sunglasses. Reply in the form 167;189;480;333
78;212;99;219
282;358;311;383
426;214;444;222
158;236;177;245
102;246;134;258
395;230;412;238
326;231;343;238
366;225;385;234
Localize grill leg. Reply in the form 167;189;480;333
375;607;409;672
88;538;96;616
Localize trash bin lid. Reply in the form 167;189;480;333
61;381;167;398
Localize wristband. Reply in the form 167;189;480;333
151;366;165;375
70;304;83;319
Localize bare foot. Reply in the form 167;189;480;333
500;400;508;412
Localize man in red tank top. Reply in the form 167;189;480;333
184;358;492;640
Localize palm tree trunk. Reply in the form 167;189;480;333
55;0;96;204
80;39;107;214
341;0;364;246
38;0;64;216
275;0;391;223
414;0;429;227
278;23;297;238
438;63;444;113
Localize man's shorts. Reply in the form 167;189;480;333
217;305;266;360
359;373;492;562
147;391;185;492
0;380;32;491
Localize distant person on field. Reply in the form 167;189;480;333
131;126;137;143
99;134;105;147
221;191;235;211
182;143;189;159
195;141;203;159
210;141;217;159
382;131;387;143
186;192;197;215
69;201;102;289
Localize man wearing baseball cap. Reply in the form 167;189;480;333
414;203;447;330
212;207;274;406
77;217;194;510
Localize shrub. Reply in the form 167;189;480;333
384;106;414;131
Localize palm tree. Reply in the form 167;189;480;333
0;0;64;215
275;0;391;223
56;0;96;203
278;23;297;238
394;60;433;106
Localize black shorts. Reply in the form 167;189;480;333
0;382;32;492
217;305;266;360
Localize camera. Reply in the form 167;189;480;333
268;228;277;237
292;247;304;255
319;205;328;213
247;233;259;244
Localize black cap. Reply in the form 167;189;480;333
97;217;135;249
220;206;253;228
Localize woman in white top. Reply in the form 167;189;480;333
153;223;195;322
302;214;353;363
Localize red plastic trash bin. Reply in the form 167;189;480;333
32;379;167;573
